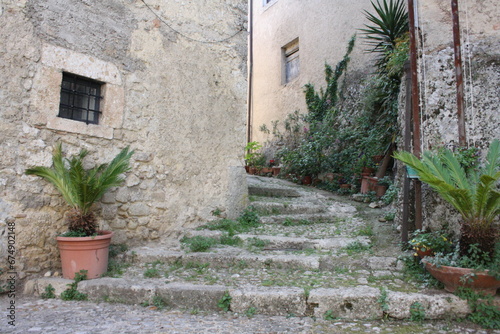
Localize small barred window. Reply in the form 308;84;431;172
58;73;103;125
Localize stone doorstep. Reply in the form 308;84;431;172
24;278;472;320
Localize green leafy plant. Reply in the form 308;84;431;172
409;302;425;322
381;184;397;204
244;141;265;167
220;234;242;246
399;254;442;288
103;244;130;278
455;288;500;329
25;143;133;236
181;236;217;252
408;230;453;255
217;291;232;312
143;267;161;278
41;284;56;299
247;237;270;250
245;306;257;318
393;139;500;257
425;242;500;279
377;287;389;315
360;0;409;68
323;310;337;321
237;206;260;228
60;270;88;301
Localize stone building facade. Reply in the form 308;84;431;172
0;0;248;278
249;0;375;145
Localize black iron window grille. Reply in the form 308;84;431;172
58;73;103;125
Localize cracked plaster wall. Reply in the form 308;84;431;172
0;0;248;278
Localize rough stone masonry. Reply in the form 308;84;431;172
0;0;248;279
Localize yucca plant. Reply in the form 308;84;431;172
360;0;409;68
26;143;134;236
393;139;500;257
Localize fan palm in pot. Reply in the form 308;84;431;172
26;143;133;278
393;140;499;294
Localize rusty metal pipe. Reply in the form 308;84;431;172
451;0;467;146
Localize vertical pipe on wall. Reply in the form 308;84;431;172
247;0;254;143
402;61;412;244
451;0;467;146
407;0;422;230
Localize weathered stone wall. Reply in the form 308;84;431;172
394;0;499;235
0;0;248;278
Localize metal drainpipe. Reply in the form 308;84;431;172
451;0;467;146
247;0;254;144
402;61;412;244
407;0;423;230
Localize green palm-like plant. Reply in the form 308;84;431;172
26;143;134;236
393;139;500;256
360;0;408;67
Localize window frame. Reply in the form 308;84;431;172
282;38;300;84
58;73;104;125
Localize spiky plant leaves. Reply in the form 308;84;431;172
26;144;133;235
360;0;409;68
393;139;500;256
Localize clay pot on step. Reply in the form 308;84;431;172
57;230;113;280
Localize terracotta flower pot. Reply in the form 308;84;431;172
56;230;113;280
302;175;312;185
272;167;281;176
362;167;376;175
375;184;387;197
416;248;434;258
424;261;500;296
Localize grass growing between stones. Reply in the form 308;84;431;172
103;244;131;278
398;255;443;289
60;270;88;301
340;241;373;255
200;206;261;236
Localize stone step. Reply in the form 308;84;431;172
185;230;370;251
24;277;473;320
123;247;405;275
251;201;327;215
259;213;344;224
247;175;303;197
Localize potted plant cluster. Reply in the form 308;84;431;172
409;230;453;258
25;143;133;279
393;139;500;295
244;141;265;175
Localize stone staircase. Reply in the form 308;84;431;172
24;175;473;320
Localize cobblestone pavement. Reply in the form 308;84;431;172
2;296;498;334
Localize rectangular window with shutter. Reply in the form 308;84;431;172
283;39;299;84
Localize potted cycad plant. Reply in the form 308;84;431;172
393;139;500;295
26;143;133;279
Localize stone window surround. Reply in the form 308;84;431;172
31;44;124;139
